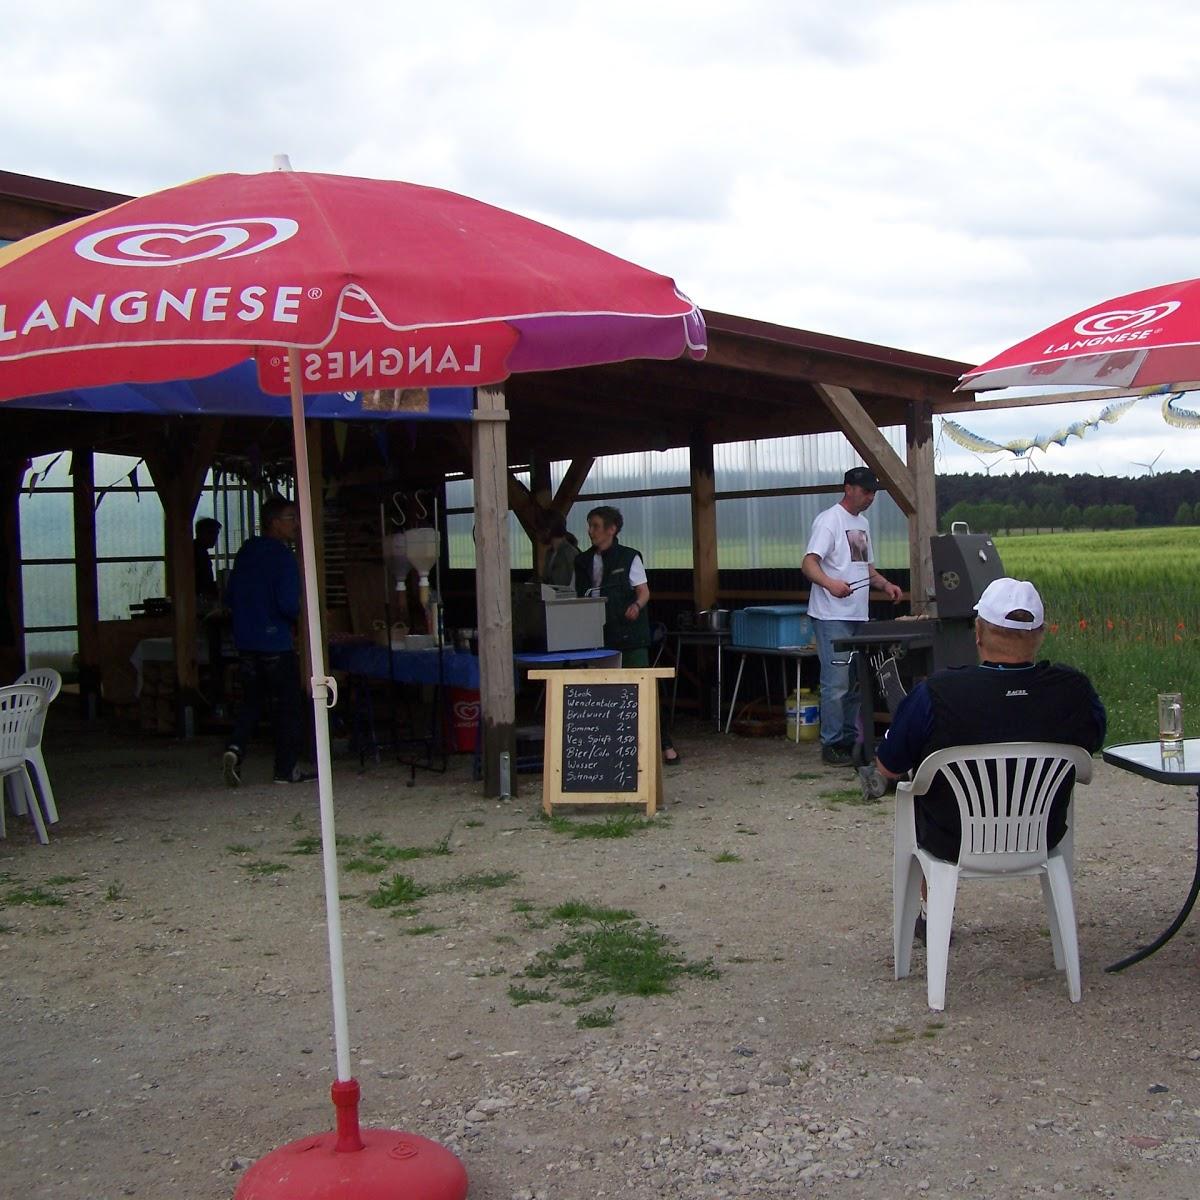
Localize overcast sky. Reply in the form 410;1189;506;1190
5;0;1199;477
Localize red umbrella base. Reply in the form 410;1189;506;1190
234;1128;468;1200
235;1081;467;1200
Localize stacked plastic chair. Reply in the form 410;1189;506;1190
0;684;50;844
15;667;62;824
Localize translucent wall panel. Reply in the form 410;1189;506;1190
24;631;76;672
446;474;530;571
96;489;164;558
18;493;75;559
98;561;167;621
21;564;76;627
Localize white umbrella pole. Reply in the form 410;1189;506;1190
287;348;352;1083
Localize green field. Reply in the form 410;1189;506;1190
994;527;1199;744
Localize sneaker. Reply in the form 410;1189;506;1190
821;744;854;767
274;767;318;784
222;748;242;788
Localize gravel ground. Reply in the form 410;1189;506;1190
2;709;1199;1199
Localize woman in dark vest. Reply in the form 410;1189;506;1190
574;505;680;764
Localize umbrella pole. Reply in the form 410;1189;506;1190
287;349;354;1090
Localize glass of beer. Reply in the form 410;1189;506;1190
1158;692;1183;743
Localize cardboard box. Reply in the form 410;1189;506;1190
543;596;606;652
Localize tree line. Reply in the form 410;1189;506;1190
937;470;1200;533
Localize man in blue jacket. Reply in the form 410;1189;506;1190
222;496;313;786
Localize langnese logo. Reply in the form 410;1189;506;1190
1073;302;1180;337
75;218;299;267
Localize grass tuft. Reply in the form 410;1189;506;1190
548;900;637;924
713;851;742;863
242;860;290;877
368;874;428;908
2;884;66;907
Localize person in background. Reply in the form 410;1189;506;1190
193;517;221;610
873;577;1106;941
802;466;903;766
193;516;226;712
574;505;680;765
222;496;314;786
538;511;580;587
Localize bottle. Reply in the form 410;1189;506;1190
785;689;800;741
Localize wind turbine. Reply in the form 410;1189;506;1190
1131;449;1165;476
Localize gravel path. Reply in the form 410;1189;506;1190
2;713;1198;1199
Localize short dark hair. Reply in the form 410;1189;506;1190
260;495;296;530
587;505;623;533
194;517;221;537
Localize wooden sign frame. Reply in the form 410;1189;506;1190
528;668;674;816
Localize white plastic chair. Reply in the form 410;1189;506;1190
15;667;62;824
893;741;1093;1011
0;685;50;845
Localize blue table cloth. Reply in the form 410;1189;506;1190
329;643;481;690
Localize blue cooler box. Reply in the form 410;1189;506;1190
731;605;814;649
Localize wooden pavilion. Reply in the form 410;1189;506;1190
1;169;973;794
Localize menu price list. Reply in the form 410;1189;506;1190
561;683;639;792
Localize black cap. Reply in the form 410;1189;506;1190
843;467;880;491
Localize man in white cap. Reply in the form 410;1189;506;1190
873;577;1106;874
802;466;904;766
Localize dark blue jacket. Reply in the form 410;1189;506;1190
226;536;300;652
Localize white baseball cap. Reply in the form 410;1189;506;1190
974;577;1045;630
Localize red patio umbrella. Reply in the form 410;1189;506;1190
0;161;706;1200
958;276;1200;392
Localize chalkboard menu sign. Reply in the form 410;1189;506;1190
528;667;674;816
561;682;639;792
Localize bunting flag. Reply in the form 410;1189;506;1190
940;395;1141;458
1162;392;1200;429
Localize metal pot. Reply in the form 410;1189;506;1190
696;608;730;631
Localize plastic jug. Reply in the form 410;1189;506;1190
797;687;820;741
785;689;800;740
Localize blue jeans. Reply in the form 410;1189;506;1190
812;618;861;749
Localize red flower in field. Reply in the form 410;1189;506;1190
1175;634;1184;643
1105;619;1114;631
1178;622;1186;632
1078;619;1088;631
1049;623;1059;635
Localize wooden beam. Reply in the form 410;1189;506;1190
471;386;517;797
705;331;957;405
72;449;101;702
812;383;917;515
552;457;595;516
906;402;937;616
689;431;718;612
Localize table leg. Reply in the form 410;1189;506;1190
716;643;723;731
1106;784;1200;972
724;654;747;734
670;635;682;734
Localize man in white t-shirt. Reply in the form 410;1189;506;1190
802;467;903;766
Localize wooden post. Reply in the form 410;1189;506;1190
72;449;101;710
906;402;937;615
689;431;718;612
145;419;224;724
471;385;517;796
0;458;25;682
